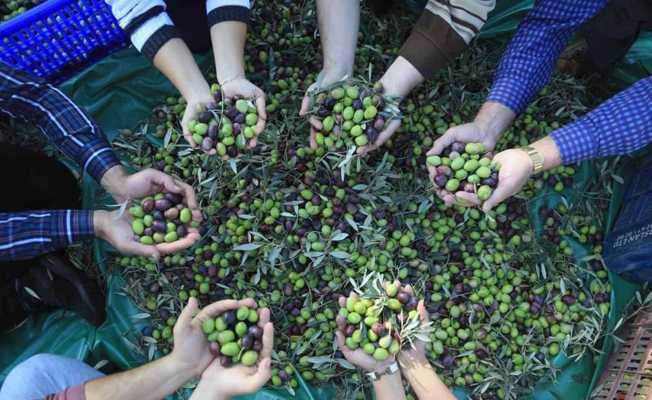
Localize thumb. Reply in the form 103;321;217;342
427;132;456;156
120;240;161;259
300;95;311;116
246;358;272;391
177;297;199;330
481;178;514;213
148;169;182;194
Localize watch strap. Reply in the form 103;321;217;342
366;362;399;381
523;146;544;174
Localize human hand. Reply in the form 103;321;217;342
169;298;260;380
181;92;217;150
481;148;533;212
189;302;274;400
220;78;267;147
397;290;429;367
94;206;200;259
335;293;396;373
299;71;349;148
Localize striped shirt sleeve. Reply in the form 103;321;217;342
0;211;95;261
105;0;252;60
487;0;607;114
399;0;495;79
550;77;652;164
0;62;120;183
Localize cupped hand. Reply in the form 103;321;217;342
220;78;267;147
299;72;349;149
182;93;216;150
189;301;274;400
481;148;533;212
335;293;396;373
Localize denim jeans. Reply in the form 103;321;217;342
0;354;103;400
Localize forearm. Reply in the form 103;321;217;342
85;355;194;400
189;379;228;400
0;210;94;261
474;101;517;142
372;371;406;400
401;360;455;400
549;77;652;164
316;0;359;81
211;21;248;84
379;57;424;99
154;39;213;103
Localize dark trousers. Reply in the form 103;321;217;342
581;0;652;71
166;0;211;54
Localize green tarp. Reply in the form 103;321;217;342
0;2;650;398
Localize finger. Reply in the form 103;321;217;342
372;119;401;149
482;179;513;213
299;96;311;116
238;298;257;309
335;330;347;349
246;357;272;391
146;169;182;194
191;299;241;327
336;314;346;330
338;296;346;308
174;179;199;212
309;116;323;131
154;232;199;254
309;128;318;149
254;97;267;136
120;239;161;259
427;133;456;156
455;192;481;207
177;297;199;330
260;322;274;359
258;307;271;326
417;300;429;323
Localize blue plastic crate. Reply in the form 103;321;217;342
0;0;128;83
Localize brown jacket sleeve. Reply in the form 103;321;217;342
400;0;495;79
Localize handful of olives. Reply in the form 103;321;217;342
129;191;193;245
307;82;399;150
338;277;429;361
427;142;499;202
188;84;259;158
202;306;264;367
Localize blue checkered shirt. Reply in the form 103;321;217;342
0;62;119;260
487;0;652;163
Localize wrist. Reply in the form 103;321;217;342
167;352;201;380
101;166;129;203
320;66;352;87
92;210;109;240
190;377;229;400
474;101;516;142
379;56;423;100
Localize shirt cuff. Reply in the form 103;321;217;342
207;0;251;27
129;12;177;55
550;120;593;165
487;77;533;115
79;139;121;183
399;12;466;80
50;210;96;249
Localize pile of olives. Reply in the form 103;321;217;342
188;84;259;157
428;142;498;201
129;191;193;245
202;306;263;367
339;280;425;361
308;82;397;150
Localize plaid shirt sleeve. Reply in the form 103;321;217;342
487;0;607;114
0;61;120;183
550;77;652;164
0;211;95;261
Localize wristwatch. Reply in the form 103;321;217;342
522;146;544;174
366;362;400;381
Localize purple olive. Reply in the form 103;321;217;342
234;112;245;124
451;142;466;153
434;175;448;188
253;340;263;352
202;137;215;152
248;325;263;338
155;199;171;211
198;111;212;124
152;220;166;233
176;225;187;238
208;123;219;139
352;99;362;110
220;356;232;367
165;192;183;205
232;123;241;134
223;311;236;326
279;370;289;381
562;294;576;305
143;227;153;236
397;291;410;304
318;108;330;118
142;198;154;213
406;297;418;311
442;355;456;368
227;146;238;158
241;334;254;350
152;210;164;220
344;325;356;337
372;322;386;337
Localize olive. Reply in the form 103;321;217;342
155;199;171;211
